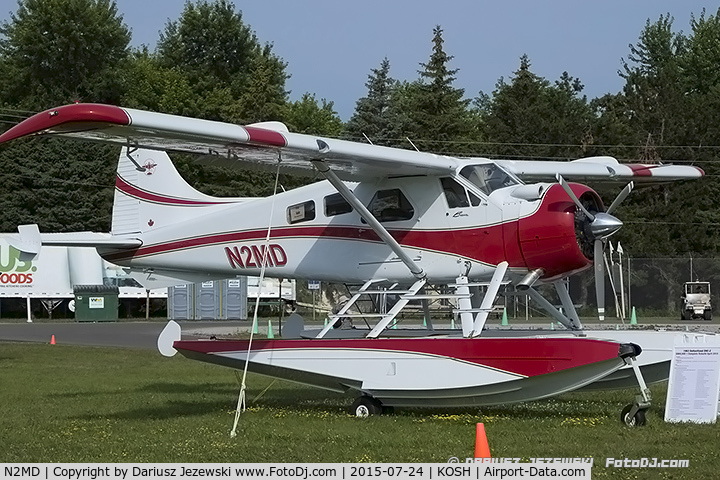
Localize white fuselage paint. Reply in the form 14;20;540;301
107;175;546;285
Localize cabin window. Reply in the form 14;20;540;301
324;193;352;216
460;164;517;195
365;189;414;222
287;200;316;224
440;178;470;208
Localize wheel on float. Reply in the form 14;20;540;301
350;396;382;417
620;404;647;427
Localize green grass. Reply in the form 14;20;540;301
1;343;719;479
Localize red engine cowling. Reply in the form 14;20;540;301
517;183;603;280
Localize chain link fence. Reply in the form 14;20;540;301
558;257;720;319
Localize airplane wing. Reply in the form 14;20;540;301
0;103;457;180
495;157;704;184
0;103;703;183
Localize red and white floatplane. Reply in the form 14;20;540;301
1;103;709;424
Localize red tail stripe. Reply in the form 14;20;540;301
115;175;231;206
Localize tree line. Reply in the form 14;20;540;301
1;0;719;265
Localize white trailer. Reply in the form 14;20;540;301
0;236;167;320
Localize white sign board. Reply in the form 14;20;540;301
88;297;105;309
308;280;321;290
665;340;720;423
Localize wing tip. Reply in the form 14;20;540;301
0;103;130;144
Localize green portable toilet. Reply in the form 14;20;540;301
73;285;119;322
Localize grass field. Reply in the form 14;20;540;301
1;342;719;479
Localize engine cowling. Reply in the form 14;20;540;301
517;183;603;280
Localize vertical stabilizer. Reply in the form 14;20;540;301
112;148;247;235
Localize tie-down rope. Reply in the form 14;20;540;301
230;156;283;438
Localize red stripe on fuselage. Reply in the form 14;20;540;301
173;337;622;378
102;223;523;266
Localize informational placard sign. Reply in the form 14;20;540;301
665;338;720;423
308;280;321;290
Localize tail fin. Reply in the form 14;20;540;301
112;147;247;235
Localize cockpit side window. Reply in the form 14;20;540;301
324;193;352;216
287;200;316;224
440;177;470;208
460;164;517;195
365;188;414;222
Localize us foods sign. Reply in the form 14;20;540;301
0;243;35;287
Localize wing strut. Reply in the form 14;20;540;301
311;159;426;280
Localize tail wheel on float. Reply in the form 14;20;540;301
351;396;382;417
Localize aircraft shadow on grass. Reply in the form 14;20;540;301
77;400;233;421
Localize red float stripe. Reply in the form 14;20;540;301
174;337;621;378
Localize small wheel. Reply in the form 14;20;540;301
704;311;712;321
620;404;646;427
684;310;693;321
351;396;382;418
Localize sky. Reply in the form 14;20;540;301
2;0;717;120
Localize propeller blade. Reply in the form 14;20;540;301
555;174;595;221
606;181;634;215
594;239;605;321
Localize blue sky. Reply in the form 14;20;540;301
3;1;716;120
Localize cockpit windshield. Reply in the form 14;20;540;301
460;164;518;195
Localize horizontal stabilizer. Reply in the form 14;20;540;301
9;224;141;253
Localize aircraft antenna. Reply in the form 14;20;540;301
362;133;374;145
406;137;420;152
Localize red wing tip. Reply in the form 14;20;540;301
0;103;130;144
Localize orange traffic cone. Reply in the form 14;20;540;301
50;335;55;345
475;423;491;458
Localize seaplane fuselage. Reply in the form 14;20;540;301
102;153;598;287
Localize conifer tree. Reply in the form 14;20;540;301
405;26;473;155
344;58;396;145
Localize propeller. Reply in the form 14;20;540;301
556;175;633;321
